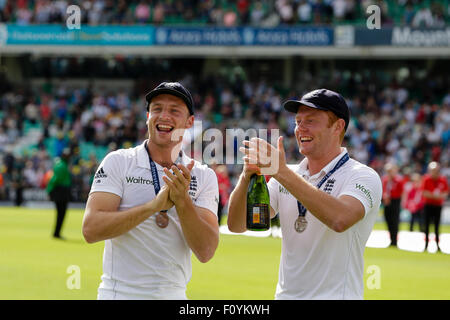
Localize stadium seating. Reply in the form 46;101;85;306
0;1;449;203
1;0;448;26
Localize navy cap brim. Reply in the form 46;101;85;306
283;100;329;113
145;88;194;115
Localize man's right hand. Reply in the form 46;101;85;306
152;185;174;212
242;162;261;182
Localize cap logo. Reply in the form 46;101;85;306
145;81;194;115
165;82;178;88
303;90;322;100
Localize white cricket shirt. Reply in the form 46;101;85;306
89;140;219;300
268;148;382;300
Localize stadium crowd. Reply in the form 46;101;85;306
0;0;448;27
0;59;449;209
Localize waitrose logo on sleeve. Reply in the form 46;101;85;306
355;183;373;208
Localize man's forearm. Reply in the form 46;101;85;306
422;190;442;200
227;173;250;233
83;199;160;243
175;195;219;263
274;165;360;232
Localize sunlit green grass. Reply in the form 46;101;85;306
1;207;449;300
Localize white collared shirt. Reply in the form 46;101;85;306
268;148;382;300
89;140;219;300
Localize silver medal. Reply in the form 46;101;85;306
156;211;169;228
294;216;308;233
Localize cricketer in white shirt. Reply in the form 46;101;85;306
268;148;382;300
89;141;219;299
228;88;383;300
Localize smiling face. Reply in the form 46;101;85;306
147;94;194;149
294;105;344;160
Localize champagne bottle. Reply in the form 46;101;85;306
246;174;270;231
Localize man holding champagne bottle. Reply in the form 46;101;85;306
228;89;382;300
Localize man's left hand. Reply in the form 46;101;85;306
163;160;195;205
239;136;287;177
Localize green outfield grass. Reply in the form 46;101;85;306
1;207;449;300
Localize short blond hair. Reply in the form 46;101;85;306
326;111;345;142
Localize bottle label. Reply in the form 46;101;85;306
252;207;260;224
249;203;269;226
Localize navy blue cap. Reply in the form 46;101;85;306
283;88;350;131
145;82;194;115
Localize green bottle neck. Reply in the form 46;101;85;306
254;174;265;183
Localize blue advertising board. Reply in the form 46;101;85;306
354;27;450;47
1;24;446;48
0;24;155;46
0;25;333;47
354;28;391;46
154;27;333;46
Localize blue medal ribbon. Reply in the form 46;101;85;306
297;153;350;217
145;142;167;213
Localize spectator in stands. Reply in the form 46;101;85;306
48;1;65;23
25;99;39;125
0;0;12;22
412;4;434;27
237;0;251;25
0;126;8;150
55;131;68;157
1;0;449;27
344;0;356;21
16;2;33;25
24;159;41;189
39;94;52;122
382;162;404;247
402;1;416;25
276;0;294;25
152;2;165;24
34;0;52;24
114;0;130;24
250;0;266;25
87;0;104;25
312;0;332;24
422;161;449;252
332;0;347;22
297;0;312;24
430;1;446;28
135;0;151;24
223;9;238;26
